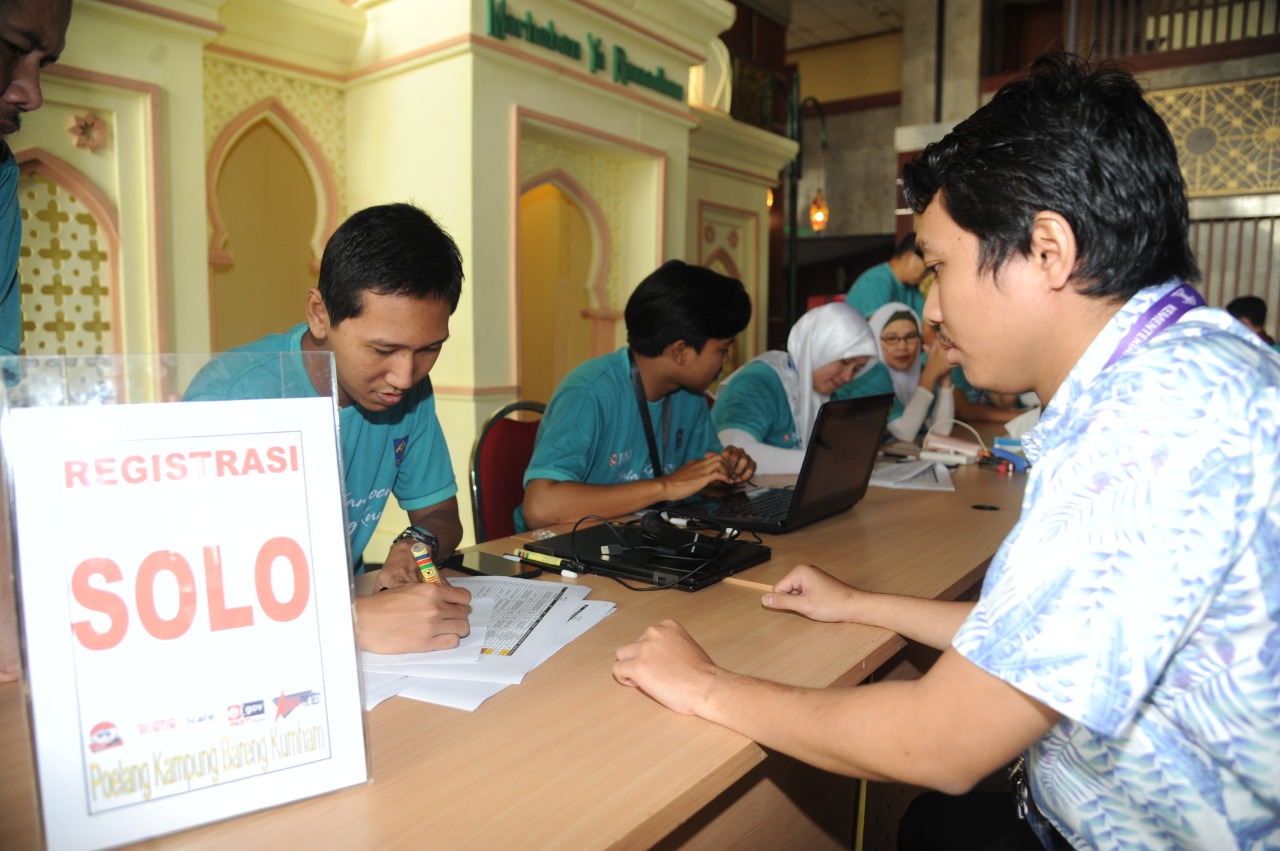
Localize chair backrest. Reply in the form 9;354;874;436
469;400;546;543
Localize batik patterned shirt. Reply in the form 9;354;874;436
953;281;1280;848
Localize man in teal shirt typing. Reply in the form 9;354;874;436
186;203;470;654
519;261;757;531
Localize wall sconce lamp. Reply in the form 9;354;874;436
767;187;774;209
808;190;829;233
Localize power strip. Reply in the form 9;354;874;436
920;450;976;466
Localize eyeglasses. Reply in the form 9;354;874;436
880;332;921;347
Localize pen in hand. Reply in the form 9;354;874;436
413;542;441;584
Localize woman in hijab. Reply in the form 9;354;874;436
836;301;954;442
712;301;878;474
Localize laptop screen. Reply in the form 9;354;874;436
786;393;893;528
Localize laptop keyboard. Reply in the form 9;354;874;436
738;488;794;518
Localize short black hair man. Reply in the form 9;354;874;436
844;232;927;319
615;55;1280;848
1226;294;1279;349
187;203;471;654
519;260;756;530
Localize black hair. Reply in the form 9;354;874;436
901;53;1199;301
317;203;463;325
892;233;917;258
625;260;752;357
1226;295;1267;326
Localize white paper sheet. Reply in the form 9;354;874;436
870;459;956;491
360;576;614;711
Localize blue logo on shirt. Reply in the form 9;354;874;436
393;436;408;467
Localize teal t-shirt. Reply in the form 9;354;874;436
184;323;457;563
711;360;799;448
845;262;924;319
834;361;905;421
0;143;21;356
517;347;722;530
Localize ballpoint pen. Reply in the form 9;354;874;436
412;542;441;583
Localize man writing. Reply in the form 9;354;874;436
519;261;756;530
615;55;1279;847
187;203;471;655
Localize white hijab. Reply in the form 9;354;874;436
870;301;922;407
726;301;877;448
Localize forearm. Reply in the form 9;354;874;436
887;387;935;441
409;498;463;562
718;428;802;475
694;649;1052;791
522;478;671;529
926;386;955;436
851;591;974;650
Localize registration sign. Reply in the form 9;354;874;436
5;396;367;849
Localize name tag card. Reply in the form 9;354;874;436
4;395;366;849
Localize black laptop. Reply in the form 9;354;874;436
523;521;771;591
675;394;893;534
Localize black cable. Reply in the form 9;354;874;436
569;514;737;592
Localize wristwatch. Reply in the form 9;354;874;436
394;525;439;559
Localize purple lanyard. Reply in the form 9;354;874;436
1102;283;1205;371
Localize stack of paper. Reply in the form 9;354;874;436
360;576;615;712
869;459;956;491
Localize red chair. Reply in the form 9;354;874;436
806;293;845;312
469;400;546;542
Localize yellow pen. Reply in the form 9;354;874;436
411;542;440;584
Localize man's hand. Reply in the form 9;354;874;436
658;453;736;502
355;582;471;654
377;538;445;589
763;564;861;623
613;619;722;716
920;340;952;389
719;445;756;483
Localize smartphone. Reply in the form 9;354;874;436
442;550;541;579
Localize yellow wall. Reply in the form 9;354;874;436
788;33;903;103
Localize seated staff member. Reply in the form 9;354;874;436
836;302;954;441
186;203;470;654
1226;295;1280;351
518;261;756;531
711;302;877;474
614;55;1280;848
845;232;927;319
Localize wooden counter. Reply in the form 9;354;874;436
0;463;1025;850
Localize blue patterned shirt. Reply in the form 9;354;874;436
953;282;1280;848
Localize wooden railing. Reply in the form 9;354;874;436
1190;210;1280;339
1069;0;1279;57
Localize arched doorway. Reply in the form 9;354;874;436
212;120;317;350
516;181;597;404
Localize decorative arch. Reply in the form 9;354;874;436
206;97;338;272
519;168;618;358
15;148;125;354
519;168;610;310
702;246;742;280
